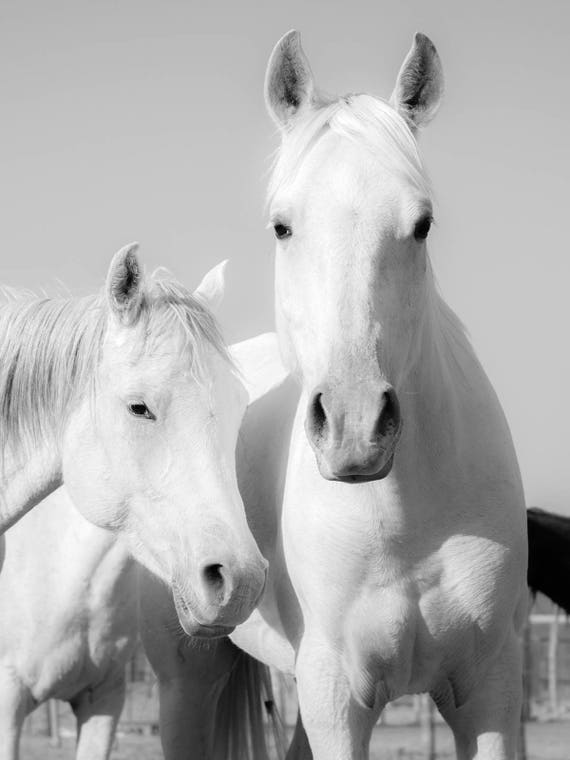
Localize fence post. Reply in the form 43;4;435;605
413;695;421;725
518;599;532;760
377;701;389;726
46;700;61;748
419;693;436;760
548;608;559;716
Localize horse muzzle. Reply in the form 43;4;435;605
305;382;401;483
172;553;268;638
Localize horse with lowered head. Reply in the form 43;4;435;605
0;245;267;636
0;249;274;759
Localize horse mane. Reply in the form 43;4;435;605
527;507;570;615
267;93;431;206
0;271;229;456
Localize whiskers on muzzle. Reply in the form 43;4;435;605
172;552;268;639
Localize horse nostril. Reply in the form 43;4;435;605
308;391;328;440
202;563;225;591
376;388;401;438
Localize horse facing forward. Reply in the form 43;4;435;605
148;31;527;760
0;29;529;760
257;30;526;759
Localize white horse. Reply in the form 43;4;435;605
0;251;280;760
153;31;528;760
0;250;272;758
0;245;267;639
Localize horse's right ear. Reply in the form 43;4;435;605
265;30;316;130
106;243;144;325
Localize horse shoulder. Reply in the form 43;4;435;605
0;487;136;702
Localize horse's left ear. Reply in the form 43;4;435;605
106;242;144;325
390;33;444;130
194;259;227;313
265;30;316;130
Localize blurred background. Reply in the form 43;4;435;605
0;0;568;514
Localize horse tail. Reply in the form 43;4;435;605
211;648;287;760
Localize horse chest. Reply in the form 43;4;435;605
339;535;520;706
290;517;519;708
283;430;525;707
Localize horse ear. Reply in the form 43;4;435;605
265;30;316;129
193;259;227;313
106;242;144;325
390;33;444;130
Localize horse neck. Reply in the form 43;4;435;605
0;444;63;532
396;285;498;471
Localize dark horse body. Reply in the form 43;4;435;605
527;507;570;613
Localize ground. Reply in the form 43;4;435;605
20;719;570;759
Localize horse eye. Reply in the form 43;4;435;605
414;216;432;241
128;403;155;420
274;223;292;240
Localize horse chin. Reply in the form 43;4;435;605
182;621;236;640
177;611;236;640
174;593;236;639
318;453;395;484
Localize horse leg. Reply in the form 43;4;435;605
294;634;379;760
71;672;126;760
286;710;313;760
0;672;28;760
437;632;522;760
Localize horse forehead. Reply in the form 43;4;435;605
294;135;411;213
102;330;215;383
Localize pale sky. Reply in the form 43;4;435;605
1;0;568;513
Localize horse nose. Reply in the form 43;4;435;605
187;550;267;628
306;384;400;443
305;382;401;482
